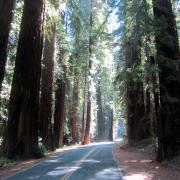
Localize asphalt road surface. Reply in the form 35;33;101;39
5;142;123;180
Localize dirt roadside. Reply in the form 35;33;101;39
113;143;180;180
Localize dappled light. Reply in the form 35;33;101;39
44;158;64;163
73;159;100;164
124;159;152;163
140;160;152;163
83;141;115;147
46;166;81;176
53;145;82;153
1;0;180;179
124;174;148;180
3;143;122;180
94;168;122;180
28;176;41;179
124;160;137;163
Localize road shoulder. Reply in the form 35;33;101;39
113;143;180;180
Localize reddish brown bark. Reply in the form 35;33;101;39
4;0;45;158
83;4;93;145
81;71;87;143
83;90;91;145
39;23;56;150
108;107;113;141
70;76;79;144
96;82;105;141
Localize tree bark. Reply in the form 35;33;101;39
126;13;150;144
81;72;87;143
144;35;156;141
4;0;44;158
54;62;66;148
70;76;79;144
108;107;113;141
152;0;180;161
83;4;93;145
39;22;56;151
96;82;105;141
83;89;91;145
0;0;15;91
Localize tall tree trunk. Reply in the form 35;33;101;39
108;107;113;141
83;88;91;145
81;72;87;143
96;82;105;141
83;53;92;145
126;14;150;144
39;22;56;151
144;36;156;142
54;62;66;148
150;56;160;150
83;4;93;145
4;0;44;158
143;0;157;144
70;76;79;144
152;0;180;161
0;0;15;91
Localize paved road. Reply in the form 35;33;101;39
5;142;123;180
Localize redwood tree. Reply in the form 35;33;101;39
152;0;180;161
4;0;45;158
96;81;105;141
125;0;150;144
126;31;150;144
54;58;67;148
0;0;15;91
39;22;56;151
83;86;91;144
53;11;67;148
108;107;113;141
83;5;93;145
70;75;79;144
81;71;87;143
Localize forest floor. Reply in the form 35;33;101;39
0;145;81;179
114;141;180;180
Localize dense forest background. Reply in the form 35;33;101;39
0;0;180;162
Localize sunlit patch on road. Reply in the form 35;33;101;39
73;159;100;164
44;158;64;163
46;166;81;176
124;174;147;180
44;159;59;163
27;175;40;179
93;168;122;180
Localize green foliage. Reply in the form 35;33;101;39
45;0;59;40
0;1;23;123
0;157;15;168
37;143;47;158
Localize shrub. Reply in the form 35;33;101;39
0;157;15;168
36;143;47;158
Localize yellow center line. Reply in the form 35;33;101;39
61;147;97;180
